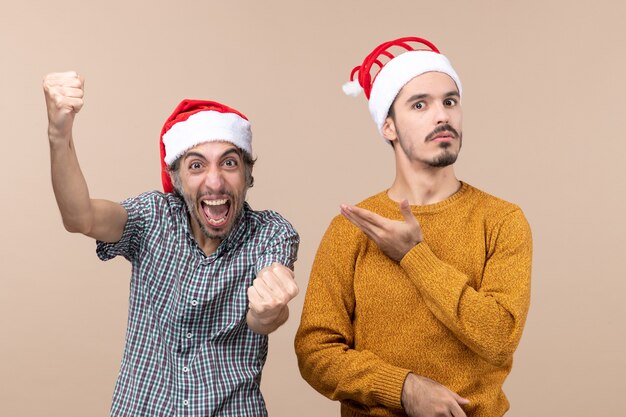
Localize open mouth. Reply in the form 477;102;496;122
200;198;231;227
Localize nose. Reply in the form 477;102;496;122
434;102;450;125
203;166;225;191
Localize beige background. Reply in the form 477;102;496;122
1;1;625;416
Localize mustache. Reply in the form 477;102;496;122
197;190;235;199
425;124;460;142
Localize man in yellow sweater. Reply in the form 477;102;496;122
295;37;532;417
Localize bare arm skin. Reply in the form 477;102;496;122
44;71;127;242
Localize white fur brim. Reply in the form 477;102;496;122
163;110;252;165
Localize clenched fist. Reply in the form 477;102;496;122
246;263;299;334
42;71;84;140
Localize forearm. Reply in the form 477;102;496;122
400;241;531;365
49;133;94;234
295;320;409;411
49;134;127;242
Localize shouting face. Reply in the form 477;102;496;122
173;141;248;242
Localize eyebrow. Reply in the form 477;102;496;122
405;90;460;104
183;147;241;162
220;148;241;160
183;151;206;162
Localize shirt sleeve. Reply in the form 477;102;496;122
399;208;533;366
254;214;300;272
295;216;410;414
96;192;152;262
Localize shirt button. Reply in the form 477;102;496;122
182;366;189;373
191;300;198;306
183;400;189;406
186;333;193;339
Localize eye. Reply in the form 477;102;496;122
223;158;239;168
413;101;425;110
444;98;457;107
189;161;203;170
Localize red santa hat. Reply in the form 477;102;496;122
159;99;252;193
342;36;462;135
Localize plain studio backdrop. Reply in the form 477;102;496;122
1;1;625;416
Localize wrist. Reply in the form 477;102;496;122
48;130;72;145
246;307;288;335
253;305;289;325
401;372;415;403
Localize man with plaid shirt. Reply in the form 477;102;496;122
44;71;299;416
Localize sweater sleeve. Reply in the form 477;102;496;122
399;208;532;366
295;216;410;414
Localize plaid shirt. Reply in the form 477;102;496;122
96;191;299;417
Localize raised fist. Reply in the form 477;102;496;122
42;71;84;140
247;263;299;333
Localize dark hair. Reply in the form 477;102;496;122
168;147;256;195
388;103;396;121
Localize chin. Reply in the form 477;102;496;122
429;151;459;168
198;204;244;240
200;226;232;240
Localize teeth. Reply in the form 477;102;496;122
208;217;227;225
203;199;228;206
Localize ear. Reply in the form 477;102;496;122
382;116;398;143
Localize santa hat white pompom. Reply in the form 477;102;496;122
342;80;363;97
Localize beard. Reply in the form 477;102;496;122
428;140;461;167
180;188;246;240
397;124;462;168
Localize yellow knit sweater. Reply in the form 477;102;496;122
295;182;532;417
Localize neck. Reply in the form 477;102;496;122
190;219;221;256
388;151;461;206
